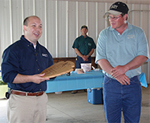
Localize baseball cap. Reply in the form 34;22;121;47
105;1;129;16
81;25;88;30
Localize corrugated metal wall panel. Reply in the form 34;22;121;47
47;0;57;57
11;0;23;42
57;1;67;57
128;4;150;83
0;0;12;56
57;0;150;5
0;0;150;83
87;2;96;56
68;2;76;57
35;0;46;46
97;2;106;36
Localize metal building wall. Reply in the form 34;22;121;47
0;0;150;83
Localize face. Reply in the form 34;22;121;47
23;17;42;45
81;28;88;36
108;14;127;30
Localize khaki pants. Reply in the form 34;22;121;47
7;92;48;123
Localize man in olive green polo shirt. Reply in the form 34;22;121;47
72;25;96;94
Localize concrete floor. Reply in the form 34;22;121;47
0;86;150;123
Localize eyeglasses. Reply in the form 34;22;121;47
107;16;122;20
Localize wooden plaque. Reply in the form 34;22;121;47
40;61;75;78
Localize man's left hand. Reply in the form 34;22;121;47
111;65;128;78
82;55;89;61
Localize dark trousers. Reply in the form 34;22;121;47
75;55;91;68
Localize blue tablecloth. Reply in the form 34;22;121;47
46;70;104;93
139;72;148;88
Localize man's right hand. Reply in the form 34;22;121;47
82;55;89;61
13;73;50;84
97;59;130;85
32;73;50;84
115;74;130;85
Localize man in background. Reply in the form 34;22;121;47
1;15;53;123
96;1;149;123
72;25;96;94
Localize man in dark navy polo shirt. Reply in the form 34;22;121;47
1;16;53;123
72;25;96;94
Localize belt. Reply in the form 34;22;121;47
11;90;44;96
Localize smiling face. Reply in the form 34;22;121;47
23;16;42;45
108;14;127;30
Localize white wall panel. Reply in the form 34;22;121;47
57;0;150;5
47;0;57;57
0;0;12;55
68;2;77;57
128;4;150;83
88;2;96;56
0;0;150;83
23;0;35;16
78;2;86;29
97;2;106;37
57;1;67;57
35;0;46;46
11;0;23;42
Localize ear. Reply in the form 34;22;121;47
123;14;128;20
23;25;27;31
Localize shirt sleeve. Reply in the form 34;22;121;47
1;48;19;84
47;52;54;67
72;38;78;49
137;29;150;61
91;38;96;49
95;30;107;64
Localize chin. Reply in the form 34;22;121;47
34;36;40;41
111;26;116;29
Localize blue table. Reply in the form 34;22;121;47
46;70;104;93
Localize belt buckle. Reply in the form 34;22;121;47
36;92;39;96
26;92;28;96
